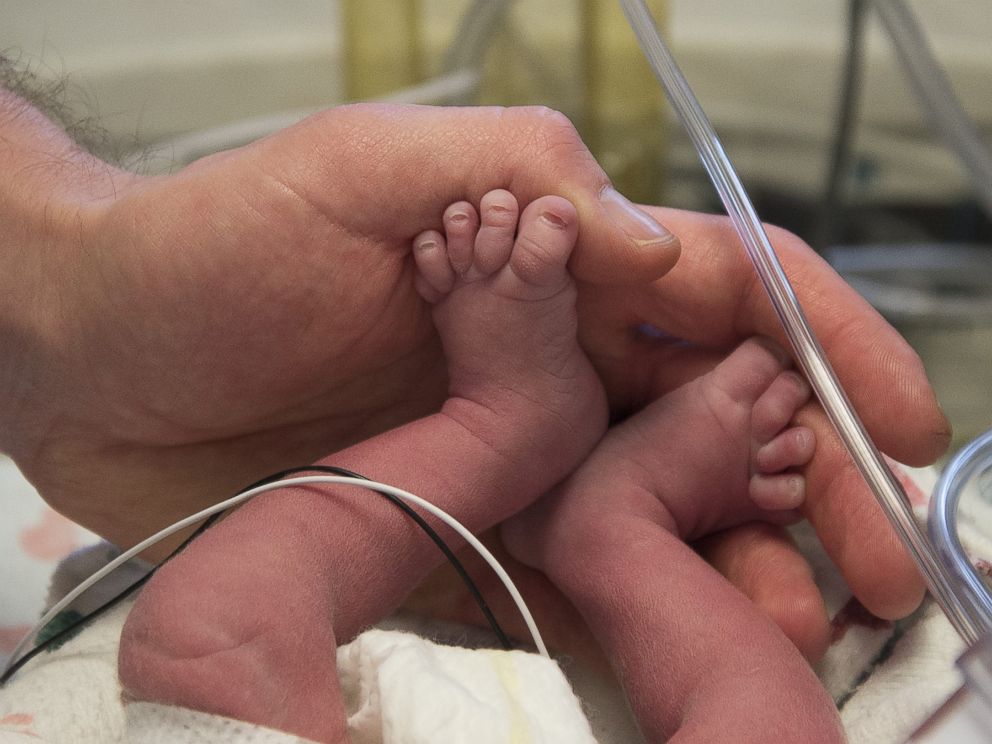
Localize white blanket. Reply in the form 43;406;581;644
1;463;989;743
0;598;598;744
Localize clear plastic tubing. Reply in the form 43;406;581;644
618;0;988;646
929;429;992;634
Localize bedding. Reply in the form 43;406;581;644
1;457;989;743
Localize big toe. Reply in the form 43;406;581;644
494;195;578;300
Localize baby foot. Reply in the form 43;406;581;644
118;191;606;742
411;189;607;494
505;337;814;562
501;339;838;744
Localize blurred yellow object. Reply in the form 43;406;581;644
342;1;424;100
341;0;668;204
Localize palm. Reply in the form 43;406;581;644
97;164;443;439
30;140;453;547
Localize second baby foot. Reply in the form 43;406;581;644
505;336;815;560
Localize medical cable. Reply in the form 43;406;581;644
0;463;514;686
0;520;207;685
618;0;989;646
1;469;545;683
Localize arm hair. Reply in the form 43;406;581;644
1;51;122;163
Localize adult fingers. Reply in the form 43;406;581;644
255;103;681;283
797;406;928;619
586;206;941;618
696;523;832;663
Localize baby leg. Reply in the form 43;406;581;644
559;520;844;743
505;339;844;742
117;190;607;742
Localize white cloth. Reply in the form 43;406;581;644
0;597;596;744
2;463;989;743
339;629;597;744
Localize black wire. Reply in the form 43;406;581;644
0;510;223;685
1;464;513;685
292;465;513;650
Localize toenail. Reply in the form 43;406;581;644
415;239;438;252
794;427;814;451
786;476;805;502
448;211;470;224
541;211;568;229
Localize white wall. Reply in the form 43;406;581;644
2;1;990;200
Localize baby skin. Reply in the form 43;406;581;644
503;339;846;742
118;189;842;742
118;190;608;742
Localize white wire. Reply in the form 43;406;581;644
2;475;549;678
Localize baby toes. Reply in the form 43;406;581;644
750;471;806;512
413;230;455;303
750;370;811;444
472;189;519;276
750;426;815;511
755;425;815;473
496;195;578;299
442;201;481;278
748;366;815;515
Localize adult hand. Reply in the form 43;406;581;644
0;98;948;646
576;208;950;650
0;99;676;548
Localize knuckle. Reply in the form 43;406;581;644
502;106;586;158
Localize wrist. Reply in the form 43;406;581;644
0;87;123;452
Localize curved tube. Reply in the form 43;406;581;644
929;429;992;638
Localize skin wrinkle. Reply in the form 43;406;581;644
444;372;592;465
263;168;381;256
93;182;414;436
